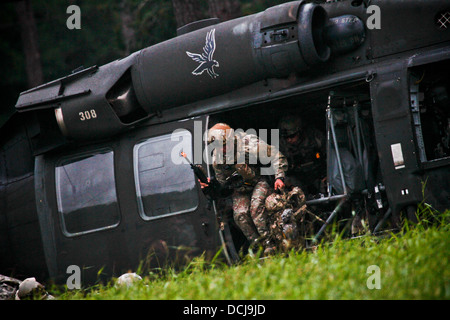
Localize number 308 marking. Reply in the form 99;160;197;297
79;109;97;121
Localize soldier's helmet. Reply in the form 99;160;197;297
207;123;234;145
278;114;302;137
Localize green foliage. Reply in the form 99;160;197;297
57;210;450;300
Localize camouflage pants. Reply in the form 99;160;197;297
232;180;271;242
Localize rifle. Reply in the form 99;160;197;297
180;151;208;183
180;152;224;198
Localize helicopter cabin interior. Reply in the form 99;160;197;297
207;79;379;253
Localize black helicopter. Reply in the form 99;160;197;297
1;0;449;285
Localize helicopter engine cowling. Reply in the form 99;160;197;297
132;1;331;113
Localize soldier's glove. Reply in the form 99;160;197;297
274;178;285;191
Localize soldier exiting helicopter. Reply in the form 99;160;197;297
200;123;288;255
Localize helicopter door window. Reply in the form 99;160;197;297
55;149;120;237
134;130;199;220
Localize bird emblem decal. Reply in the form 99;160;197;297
186;29;219;79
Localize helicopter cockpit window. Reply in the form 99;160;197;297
134;130;199;220
55;150;120;237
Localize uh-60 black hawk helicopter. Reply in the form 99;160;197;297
1;0;449;285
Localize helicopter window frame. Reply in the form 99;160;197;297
133;130;199;221
55;148;121;237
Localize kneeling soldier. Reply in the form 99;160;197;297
202;123;288;255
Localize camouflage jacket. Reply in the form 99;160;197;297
212;131;288;190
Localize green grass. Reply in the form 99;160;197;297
57;209;450;300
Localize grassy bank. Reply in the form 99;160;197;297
59;210;449;300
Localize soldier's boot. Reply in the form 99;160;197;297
351;213;364;236
248;237;263;253
247;234;275;256
255;229;277;256
262;238;277;256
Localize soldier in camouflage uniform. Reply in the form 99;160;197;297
278;114;327;195
204;123;288;254
265;187;304;251
265;187;320;251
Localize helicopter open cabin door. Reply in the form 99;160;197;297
35;115;221;284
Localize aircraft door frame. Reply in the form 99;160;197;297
115;115;231;272
204;115;239;264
